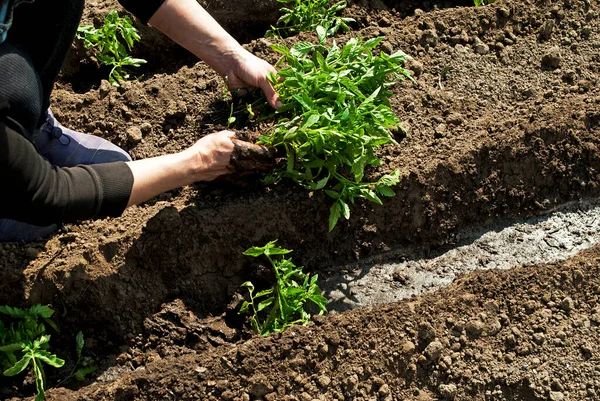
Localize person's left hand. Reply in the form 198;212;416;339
223;50;282;110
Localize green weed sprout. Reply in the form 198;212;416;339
0;305;64;401
474;0;495;5
267;0;355;38
260;34;412;231
239;240;328;336
76;10;147;86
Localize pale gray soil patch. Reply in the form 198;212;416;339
324;199;600;310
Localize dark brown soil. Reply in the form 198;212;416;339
45;244;600;401
1;0;599;399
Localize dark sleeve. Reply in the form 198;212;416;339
0;118;134;226
118;0;166;24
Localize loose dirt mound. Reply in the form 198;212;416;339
1;0;599;399
46;245;600;401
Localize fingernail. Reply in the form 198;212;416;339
275;100;283;109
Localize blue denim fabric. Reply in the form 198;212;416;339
0;1;34;44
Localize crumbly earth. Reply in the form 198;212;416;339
0;0;599;399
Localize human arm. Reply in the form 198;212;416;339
145;0;281;109
1;113;235;224
125;131;234;206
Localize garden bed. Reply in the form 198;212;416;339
1;0;599;399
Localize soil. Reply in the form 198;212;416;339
1;0;599;399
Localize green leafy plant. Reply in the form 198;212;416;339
474;0;495;5
76;10;147;86
267;0;354;38
55;331;96;387
0;305;64;401
259;34;412;230
239;240;328;336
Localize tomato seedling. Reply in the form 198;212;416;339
239;240;327;336
267;0;354;38
0;305;64;401
76;10;147;86
260;34;412;230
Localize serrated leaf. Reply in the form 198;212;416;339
329;202;342;231
0;342;25;353
270;43;290;55
290;42;313;57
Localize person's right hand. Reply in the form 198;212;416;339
185;130;236;182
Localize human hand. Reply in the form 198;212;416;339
186;130;236;181
223;49;282;110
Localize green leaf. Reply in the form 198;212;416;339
307;175;329;190
270;44;290;55
34;350;65;368
339;200;351;220
256;289;274;298
74;366;97;381
76;331;84;360
239;301;250;314
0;342;25;353
290;42;314;57
0;305;26;318
240;281;255;290
377;186;396;197
243;247;266;257
302;114;320;129
257;298;274;312
3;353;32;376
28;305;54;319
329;202;342;232
316;25;327;45
362;37;384;50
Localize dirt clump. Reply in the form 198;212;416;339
1;0;600;399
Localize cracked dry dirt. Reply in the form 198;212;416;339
1;0;600;399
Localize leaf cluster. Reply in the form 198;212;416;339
474;0;495;5
0;305;64;401
260;35;411;230
267;0;354;38
76;10;147;86
239;241;327;336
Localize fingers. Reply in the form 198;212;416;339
260;79;282;110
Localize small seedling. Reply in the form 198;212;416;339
239;240;327;336
259;35;412;230
76;10;147;86
0;305;64;401
267;0;354;38
55;331;96;386
474;0;495;5
227;103;236;127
